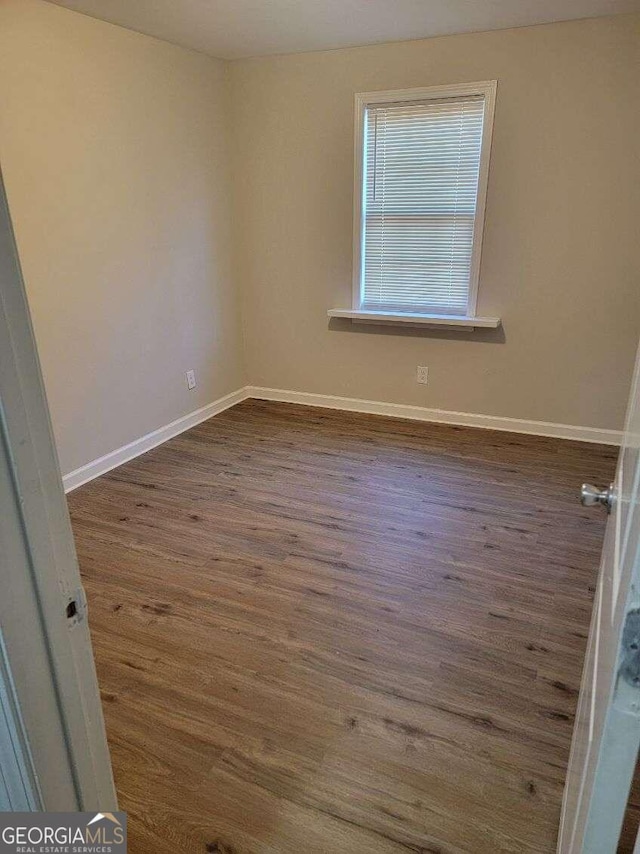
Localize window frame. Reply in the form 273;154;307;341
352;80;497;319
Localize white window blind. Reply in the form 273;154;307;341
359;93;487;315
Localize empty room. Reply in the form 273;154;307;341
1;1;640;852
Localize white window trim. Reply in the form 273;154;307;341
342;80;499;329
327;308;500;330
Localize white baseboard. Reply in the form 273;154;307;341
62;387;250;492
246;386;622;446
63;384;620;492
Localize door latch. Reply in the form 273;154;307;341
65;586;87;625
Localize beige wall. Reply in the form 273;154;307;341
0;0;245;475
231;15;640;430
0;6;638;477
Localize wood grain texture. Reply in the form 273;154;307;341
66;400;617;853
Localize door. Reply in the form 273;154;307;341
0;166;116;811
558;335;640;853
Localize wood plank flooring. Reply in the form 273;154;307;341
66;400;617;854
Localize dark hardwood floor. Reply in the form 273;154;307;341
67;400;617;853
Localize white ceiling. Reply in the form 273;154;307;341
45;0;640;60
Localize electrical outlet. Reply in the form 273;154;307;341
417;366;429;385
186;370;196;390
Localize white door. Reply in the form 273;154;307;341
0;167;116;811
558;334;640;853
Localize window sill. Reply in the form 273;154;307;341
327;309;501;331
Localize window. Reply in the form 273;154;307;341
351;81;496;321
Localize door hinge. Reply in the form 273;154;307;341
620;609;640;688
65;586;87;626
